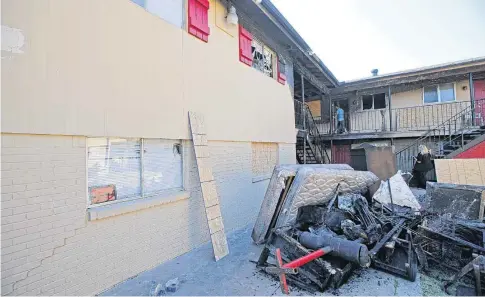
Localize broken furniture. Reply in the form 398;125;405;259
253;165;379;293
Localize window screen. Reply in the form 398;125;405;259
362;95;373;110
440;83;455;102
143;139;183;194
424;86;439;103
88;138;142;200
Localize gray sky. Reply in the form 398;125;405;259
271;0;485;81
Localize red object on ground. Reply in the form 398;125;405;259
455;140;485;159
275;247;332;294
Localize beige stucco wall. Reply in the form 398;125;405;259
1;0;295;144
391;80;470;109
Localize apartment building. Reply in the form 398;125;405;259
1;0;337;295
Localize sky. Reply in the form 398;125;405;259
271;0;485;81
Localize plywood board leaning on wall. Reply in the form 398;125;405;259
435;159;485;186
189;111;229;261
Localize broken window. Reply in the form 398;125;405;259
362;95;373;110
252;39;265;73
374;93;386;109
263;47;275;78
362;93;386;110
424;83;455;104
87;138;183;205
251;39;275;78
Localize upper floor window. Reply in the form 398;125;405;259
362;93;386;110
131;0;183;28
423;83;455;104
252;39;276;78
87;138;183;205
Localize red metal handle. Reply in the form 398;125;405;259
283;246;332;269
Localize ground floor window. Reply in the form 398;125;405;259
87;138;182;205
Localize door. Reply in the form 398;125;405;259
332;144;351;164
474;80;485;126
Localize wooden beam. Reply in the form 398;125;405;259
294;60;329;94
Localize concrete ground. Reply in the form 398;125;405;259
101;225;423;296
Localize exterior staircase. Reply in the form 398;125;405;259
294;100;329;164
396;99;485;175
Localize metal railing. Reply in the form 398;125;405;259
396;98;485;174
294;100;330;163
315;100;476;135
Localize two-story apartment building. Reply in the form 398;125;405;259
1;0;337;295
300;58;485;172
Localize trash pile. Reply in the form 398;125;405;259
252;165;485;296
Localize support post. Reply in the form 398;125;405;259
329;94;333;135
469;73;475;126
302;75;306;164
388;85;393;131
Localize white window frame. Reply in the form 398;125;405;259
251;38;277;79
361;93;386;111
422;83;456;105
86;138;184;207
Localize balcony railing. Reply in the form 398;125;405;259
313;100;483;136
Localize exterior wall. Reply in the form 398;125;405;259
1;134;295;295
1;0;297;295
1;0;295;144
391;80;470;109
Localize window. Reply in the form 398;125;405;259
131;0;184;28
87;138;182;205
362;93;386;110
423;83;455;104
251;38;276;78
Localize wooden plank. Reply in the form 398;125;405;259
463;159;481;186
189;111;229;261
478;159;485;185
434;159;451;183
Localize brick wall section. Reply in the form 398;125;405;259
1;134;295;295
251;143;278;176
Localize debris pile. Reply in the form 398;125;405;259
252;165;485;295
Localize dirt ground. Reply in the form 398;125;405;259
101;225;426;296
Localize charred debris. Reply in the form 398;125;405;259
251;165;485;295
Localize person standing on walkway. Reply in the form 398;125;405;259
336;104;346;134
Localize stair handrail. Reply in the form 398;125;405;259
302;103;330;163
395;101;477;155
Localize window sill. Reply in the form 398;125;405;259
87;190;189;221
252;173;272;183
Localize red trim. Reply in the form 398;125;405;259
239;25;253;66
188;0;210;42
455;140;485;158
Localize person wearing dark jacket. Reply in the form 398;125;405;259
412;145;433;189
